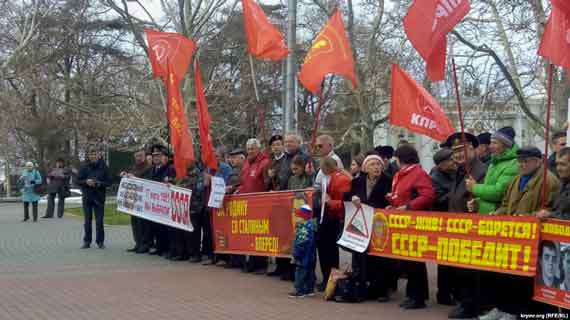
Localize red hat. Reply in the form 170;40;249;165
295;204;313;220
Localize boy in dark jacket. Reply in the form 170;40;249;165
289;205;316;298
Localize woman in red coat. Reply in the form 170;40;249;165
387;144;435;309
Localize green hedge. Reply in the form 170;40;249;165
66;203;131;226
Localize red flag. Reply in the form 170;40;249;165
390;64;455;141
404;0;470;81
538;5;570;69
298;8;358;94
553;0;570;16
145;28;197;81
242;0;289;61
194;60;218;171
166;63;195;178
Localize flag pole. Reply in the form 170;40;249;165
451;58;470;177
248;54;267;146
249;54;261;102
541;63;554;209
310;92;325;154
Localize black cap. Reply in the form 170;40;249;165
229;148;246;156
374;145;395;159
151;144;168;155
269;135;283;145
433;148;453;165
477;132;491;145
516;146;542;159
441;132;479;150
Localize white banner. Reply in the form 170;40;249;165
337;202;375;253
207;176;226;208
116;177;194;232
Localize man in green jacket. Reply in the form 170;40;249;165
465;127;519;214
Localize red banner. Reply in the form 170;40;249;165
533;219;570;308
368;210;539;276
212;189;313;257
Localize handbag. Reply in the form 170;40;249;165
62;185;72;198
333;277;367;303
324;268;349;300
33;183;46;195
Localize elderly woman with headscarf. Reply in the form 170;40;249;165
344;153;396;302
19;162;42;222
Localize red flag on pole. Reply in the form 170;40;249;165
166;62;195;178
298;8;358;94
390;64;456;141
538;5;570;69
145;28;197;81
553;0;570;16
242;0;289;61
404;0;470;81
194;60;218;171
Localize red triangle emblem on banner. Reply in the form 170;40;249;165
346;206;369;238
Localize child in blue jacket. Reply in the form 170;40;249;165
289;204;316;298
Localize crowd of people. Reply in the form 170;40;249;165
17;128;570;319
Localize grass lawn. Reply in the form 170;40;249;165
66;203;131;226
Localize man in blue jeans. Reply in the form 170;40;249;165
77;147;112;249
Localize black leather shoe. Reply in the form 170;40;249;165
403;300;426;310
136;247;149;254
81;243;90;249
22;218;29;222
41;215;53;219
280;272;292;281
126;247;138;252
399;299;413;308
189;256;201;263
267;270;282;277
437;294;456;306
97;243;105;249
448;305;477;319
170;256;189;261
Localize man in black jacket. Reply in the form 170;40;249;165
443;133;488;319
78;147;112;249
120;148;150;253
430;148;456;306
145;145;176;256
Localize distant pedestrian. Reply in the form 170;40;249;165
19;162;42;222
42;158;71;219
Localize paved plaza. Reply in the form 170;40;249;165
0;202;450;320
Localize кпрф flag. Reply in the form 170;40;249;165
390;64;455;141
242;0;289;61
298;8;358;94
404;0;470;81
